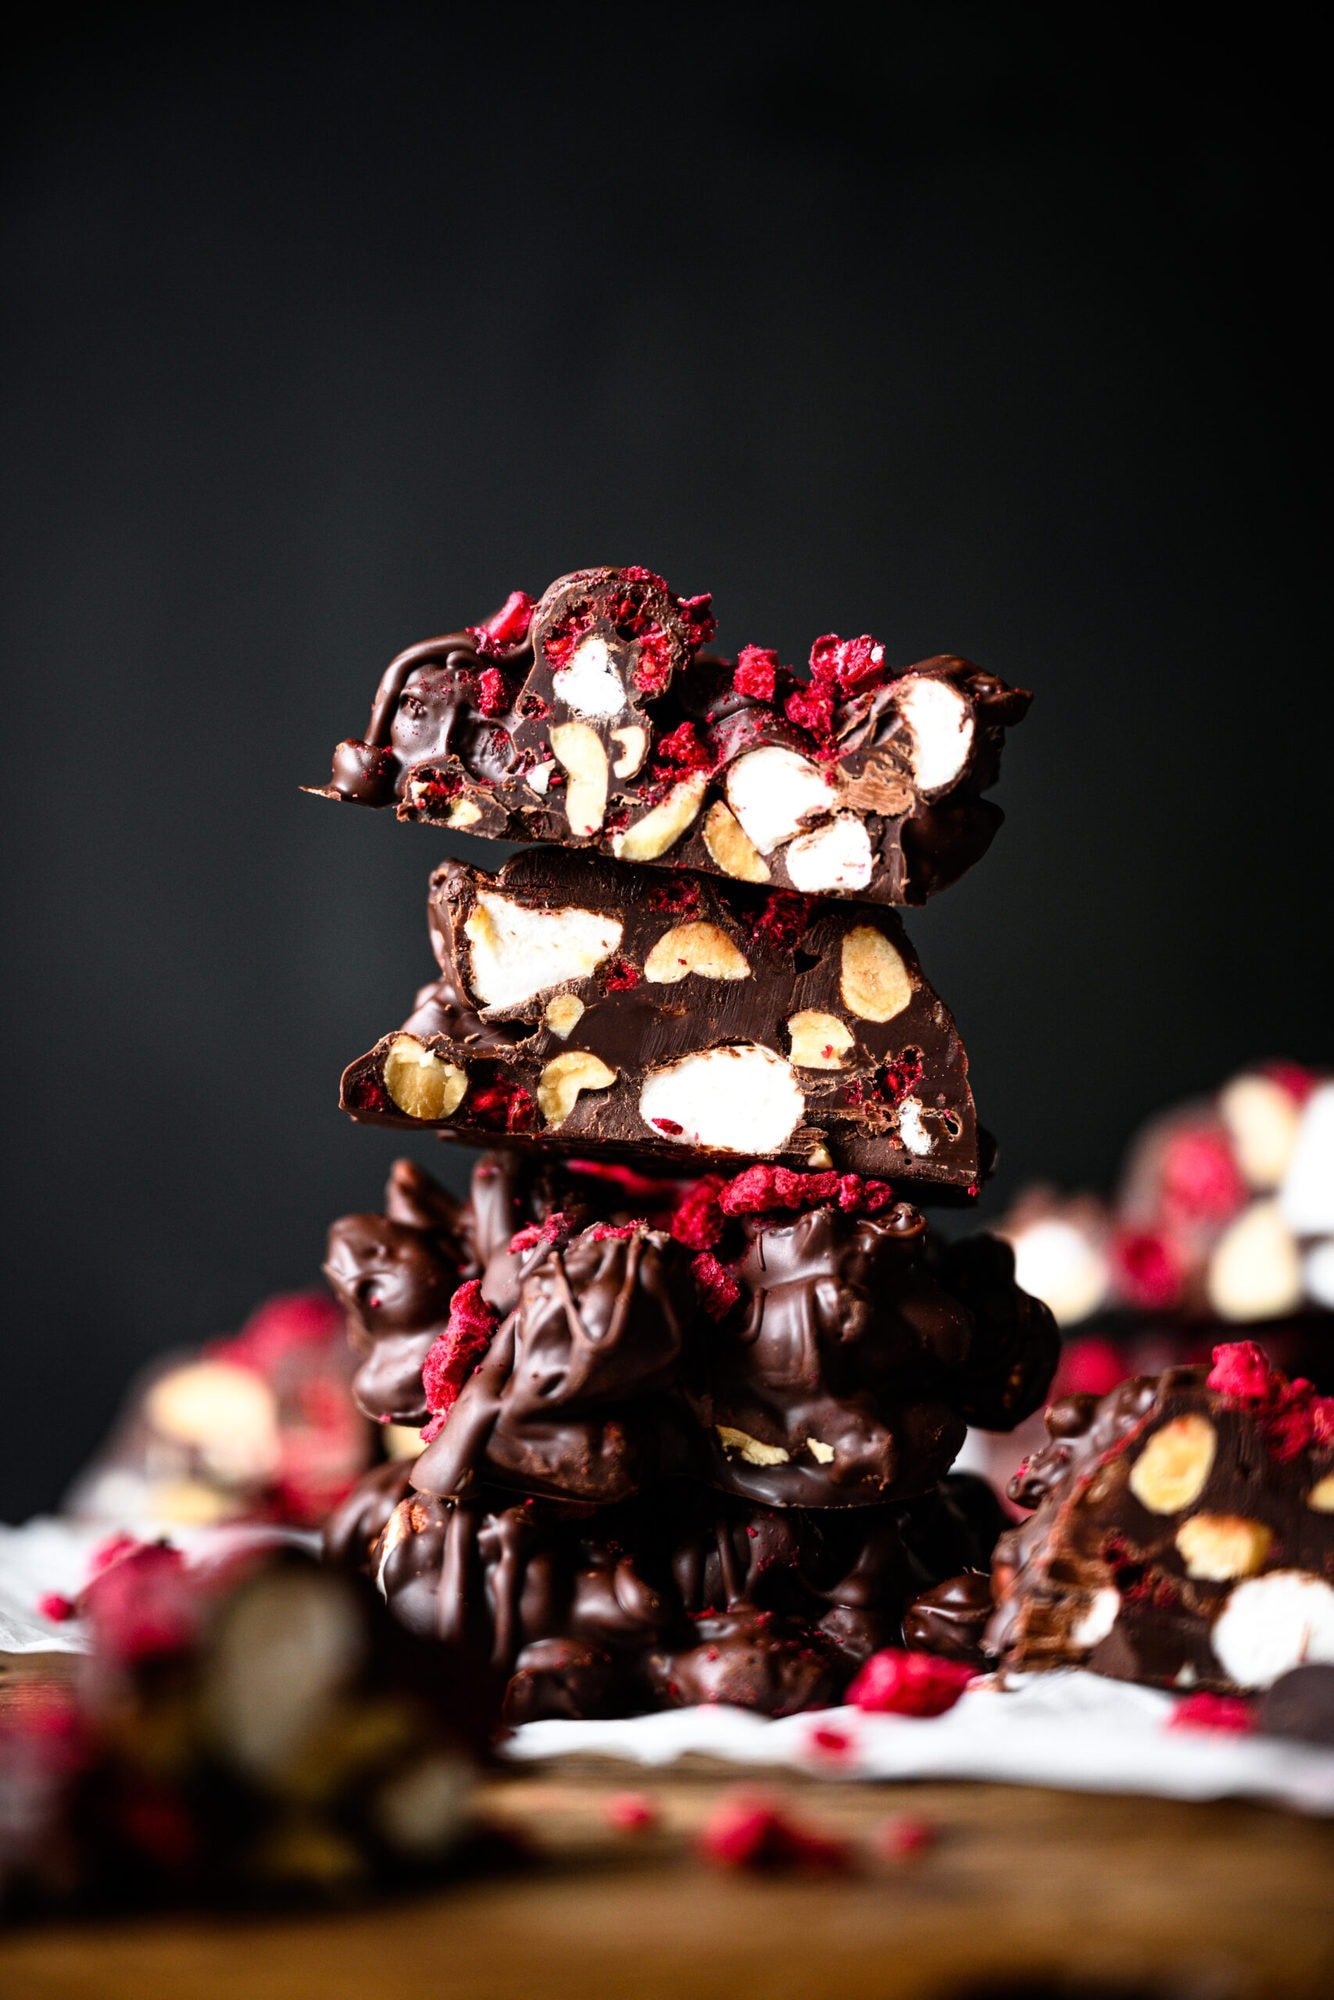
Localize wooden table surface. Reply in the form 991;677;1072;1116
3;1653;1333;2000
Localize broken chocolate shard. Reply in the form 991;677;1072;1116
312;566;1030;906
339;846;981;1190
986;1343;1334;1692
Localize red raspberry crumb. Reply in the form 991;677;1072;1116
652;1117;684;1136
38;1593;76;1623
655;721;714;776
590;1222;642;1242
467;1076;537;1133
1167;1692;1256;1735
698;1791;851;1873
809;633;890;695
755;892;814;950
807;1722;856;1762
218;1289;341;1374
606;1791;659;1832
476;667;510;716
88;1532;144;1579
1207;1341;1277;1402
670;1175;727;1251
1111;1227;1185;1312
632;629;674;698
82;1545;198;1665
1159;1125;1246;1223
1055;1337;1129;1399
847;1648;975;1718
647;877;701;916
567;1159;685;1205
733;645;779;703
678;593;717;649
420;1280;499;1441
469;589;534;655
508;1214;573;1256
785;683;836;739
1262;1060;1318;1104
718;1165;894;1218
876;1814;937;1861
603;959;642;992
692;1251;742;1320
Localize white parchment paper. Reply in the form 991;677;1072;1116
6;1518;1332;1814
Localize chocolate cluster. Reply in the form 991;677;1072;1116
320;1150;1052;1715
314;566;1030;907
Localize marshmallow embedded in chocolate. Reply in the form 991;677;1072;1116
339;847;982;1189
986;1343;1334;1692
311;566;1031;907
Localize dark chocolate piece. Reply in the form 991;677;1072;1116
1259;1663;1334;1747
1;1544;494;1914
312;566;1030;907
644;1607;843;1716
986;1342;1334;1692
339;847;981;1188
903;1570;995;1664
322;1455;417;1569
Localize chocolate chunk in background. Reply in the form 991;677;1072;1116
904;1570;996;1665
347;1471;1003;1723
0;1542;495;1916
986;1342;1334;1692
1259;1663;1334;1748
65;1290;372;1532
312;565;1030;907
340;845;980;1189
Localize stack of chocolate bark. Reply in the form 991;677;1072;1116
315;565;1058;1721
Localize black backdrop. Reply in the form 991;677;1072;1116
1;4;1327;1519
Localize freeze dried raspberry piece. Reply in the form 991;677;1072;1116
987;1347;1334;1693
733;644;779;702
669;1175;727;1251
313;568;1030;905
468;588;534;656
847;1647;974;1717
691;1250;742;1321
698;1792;851;1873
419;1281;500;1443
718;1164;894;1218
809;632;891;696
1167;1691;1255;1734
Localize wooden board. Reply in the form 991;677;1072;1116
3;1652;1333;1999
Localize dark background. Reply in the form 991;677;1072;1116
1;4;1327;1520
